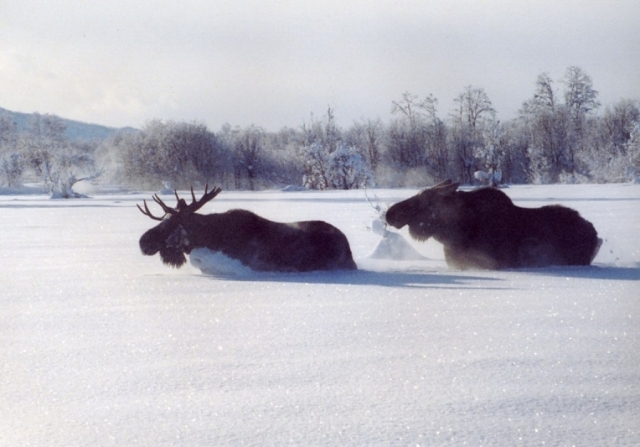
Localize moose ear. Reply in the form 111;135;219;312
432;179;453;188
435;181;460;195
176;198;189;211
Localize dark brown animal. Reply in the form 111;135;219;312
138;186;357;272
385;180;602;270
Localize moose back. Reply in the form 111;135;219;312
385;180;602;270
138;186;357;272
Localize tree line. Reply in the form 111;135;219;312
1;66;639;192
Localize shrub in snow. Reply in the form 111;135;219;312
327;144;374;190
301;141;374;190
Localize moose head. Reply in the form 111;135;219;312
138;185;221;268
385;180;463;242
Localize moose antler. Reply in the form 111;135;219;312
137;199;166;221
183;184;222;213
137;184;222;220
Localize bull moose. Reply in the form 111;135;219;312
385;180;602;270
138;185;357;272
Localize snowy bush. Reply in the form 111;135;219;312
327;144;374;190
301;142;374;190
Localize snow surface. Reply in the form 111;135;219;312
1;184;639;446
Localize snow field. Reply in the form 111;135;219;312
1;184;639;446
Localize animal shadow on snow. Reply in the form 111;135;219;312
196;267;502;290
519;264;640;281
194;263;639;287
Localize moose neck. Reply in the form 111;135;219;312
181;213;226;252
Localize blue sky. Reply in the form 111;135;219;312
1;0;639;130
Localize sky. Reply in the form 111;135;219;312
1;0;639;131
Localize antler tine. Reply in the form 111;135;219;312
152;194;177;214
137;199;165;221
186;183;222;213
190;185;197;203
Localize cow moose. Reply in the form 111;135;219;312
385;180;602;270
137;185;357;272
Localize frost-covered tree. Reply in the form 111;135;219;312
327;143;374;190
0;113;23;187
450;86;496;183
385;92;450;185
1;153;25;188
474;121;505;186
298;109;374;190
116;120;224;189
626;123;640;182
344;119;383;173
301;141;331;190
387;92;432;169
560;66;601;177
17;114;101;194
563;66;600;130
520;71;584;182
19;113;65;189
299;108;341;190
527;145;553;184
261;127;305;187
453;86;496;132
522;73;556;114
231;125;265;190
577;99;640;183
50;170;103;199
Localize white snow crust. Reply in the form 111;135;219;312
1;184;639;446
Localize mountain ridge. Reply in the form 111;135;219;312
0;106;137;140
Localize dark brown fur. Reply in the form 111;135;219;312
138;186;357;272
385;180;601;270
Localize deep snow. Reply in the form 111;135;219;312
1;184;639;446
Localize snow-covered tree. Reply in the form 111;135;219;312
50;171;103;199
1;153;25;188
327;143;374;190
527;145;553;184
301;141;330;190
450;86;496;183
563;66;600;130
627;123;640;182
474;121;505;186
0;113;23;187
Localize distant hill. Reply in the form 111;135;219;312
0;106;137;141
